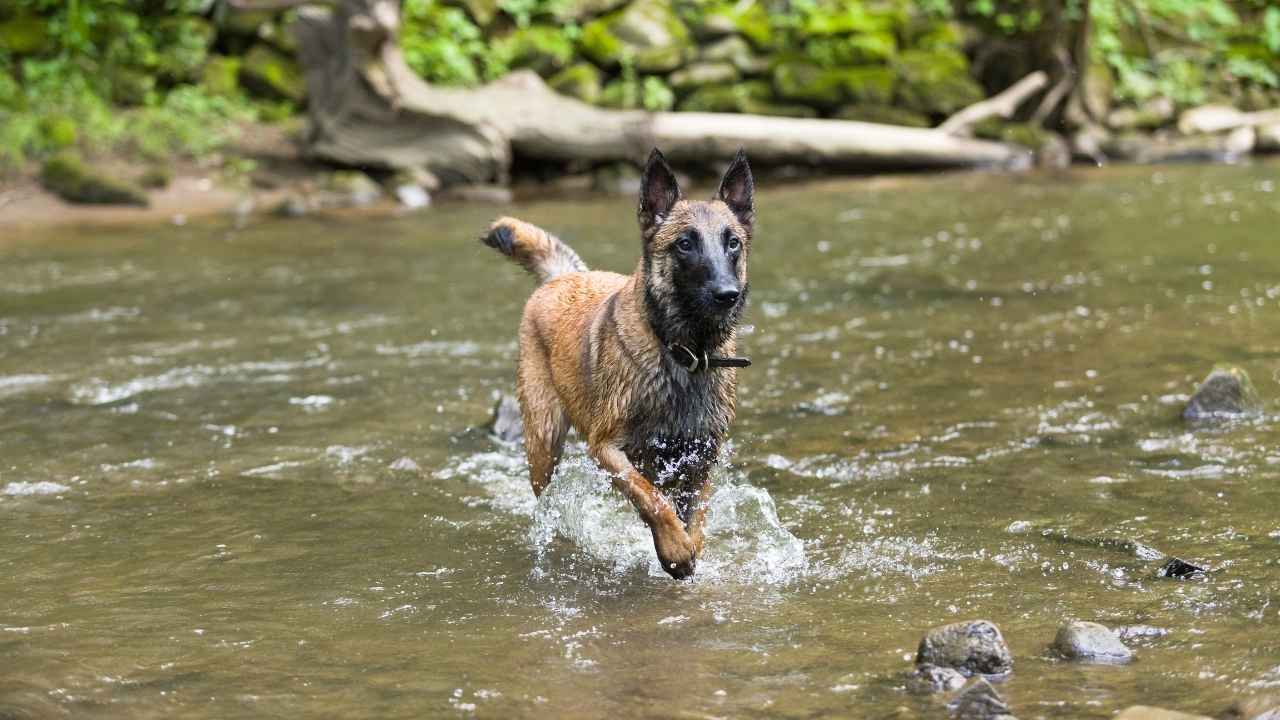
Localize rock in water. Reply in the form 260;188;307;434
1157;557;1207;579
1052;621;1133;663
1183;365;1262;421
487;393;524;444
1222;693;1280;720
40;151;149;207
951;678;1017;720
1115;625;1170;642
1115;707;1214;720
907;663;966;694
916;620;1013;676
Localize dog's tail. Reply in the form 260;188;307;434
481;217;588;285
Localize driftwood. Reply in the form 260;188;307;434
938;71;1049;135
294;0;1027;185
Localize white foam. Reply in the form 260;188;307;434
3;481;70;496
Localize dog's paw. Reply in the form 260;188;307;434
481;218;516;255
652;523;698;580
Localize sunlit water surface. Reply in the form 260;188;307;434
2;163;1279;719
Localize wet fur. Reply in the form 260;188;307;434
481;149;755;579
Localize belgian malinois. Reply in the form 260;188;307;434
481;148;755;579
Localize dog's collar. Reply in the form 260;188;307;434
668;343;752;373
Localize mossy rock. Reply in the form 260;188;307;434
693;2;771;48
773;61;895;108
600;76;675;111
553;0;630;22
139;165;173;190
805;31;897;66
0;13;50;55
202;55;243;97
700;35;768;75
494;26;575;75
974;120;1057;151
40;152;149;207
580;0;691;73
893;48;984;115
1184;365;1263;421
677;81;816;117
440;0;501;26
240;44;306;103
669;62;739;91
548;63;603;103
155;16;216;82
834;103;929;127
904;18;967;52
38;115;79;149
108;69;156;107
802;4;905;36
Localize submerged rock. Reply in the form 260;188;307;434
1052;621;1133;664
1157;557;1207;579
1114;707;1213;720
916;620;1013;677
951;678;1017;720
1183;365;1262;422
907;663;966;694
1115;625;1170;642
1222;693;1280;720
40;152;149;207
486;393;524;444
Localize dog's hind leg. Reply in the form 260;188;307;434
517;350;569;497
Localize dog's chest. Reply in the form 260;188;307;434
623;369;732;449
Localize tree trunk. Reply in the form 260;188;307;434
294;0;1026;186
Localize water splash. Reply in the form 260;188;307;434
442;448;807;584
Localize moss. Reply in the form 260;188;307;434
805;32;897;67
240;44;305;103
835;103;930;127
580;0;691;73
696;1;771;48
773;61;895;107
700;35;767;75
38;115;79;149
0;13;50;55
801;4;904;37
493;26;575;75
155;16;215;82
548;63;604;103
40;151;149;206
139;164;173;189
108;69;156;107
973;121;1055;151
202;55;243;97
677;81;770;112
600;75;675;111
893;49;984;115
668;62;739;91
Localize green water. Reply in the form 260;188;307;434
2;163;1279;719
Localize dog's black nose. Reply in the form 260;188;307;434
712;287;740;306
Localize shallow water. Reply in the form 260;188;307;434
2;163;1279;719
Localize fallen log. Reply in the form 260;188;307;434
937;71;1049;135
294;0;1028;185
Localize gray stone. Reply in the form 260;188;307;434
916;620;1013;677
951;678;1017;720
1177;104;1245;135
1052;621;1134;664
668;62;738;91
394;184;431;209
700;35;768;75
1222;693;1280;720
1259;124;1280;153
907;663;966;694
1184;365;1263;421
579;0;691;73
1108;96;1175;131
487;393;523;443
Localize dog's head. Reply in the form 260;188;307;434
637;148;754;348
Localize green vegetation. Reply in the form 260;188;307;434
1;0;1278;177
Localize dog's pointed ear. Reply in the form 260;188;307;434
716;148;754;230
638;148;681;238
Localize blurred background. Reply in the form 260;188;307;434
1;0;1278;216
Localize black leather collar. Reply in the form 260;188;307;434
668;343;752;373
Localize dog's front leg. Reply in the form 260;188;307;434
589;442;697;579
683;477;715;559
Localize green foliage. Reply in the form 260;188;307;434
403;0;505;85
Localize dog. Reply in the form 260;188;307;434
480;148;755;579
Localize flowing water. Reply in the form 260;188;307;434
2;162;1279;719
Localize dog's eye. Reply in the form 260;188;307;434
676;236;694;253
726;236;741;252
